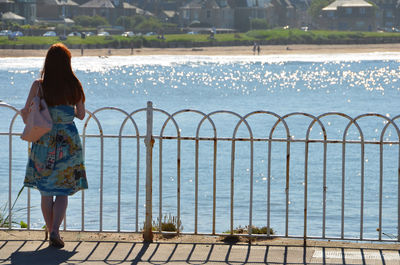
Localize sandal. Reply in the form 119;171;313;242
49;232;65;248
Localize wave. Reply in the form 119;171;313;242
1;52;400;71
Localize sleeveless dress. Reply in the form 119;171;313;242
24;105;88;196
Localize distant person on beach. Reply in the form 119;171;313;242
21;43;88;249
253;42;257;55
257;44;261;55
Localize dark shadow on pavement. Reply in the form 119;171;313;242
10;246;76;265
2;239;399;265
131;242;150;264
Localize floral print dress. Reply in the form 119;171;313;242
24;105;88;196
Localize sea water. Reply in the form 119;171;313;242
1;53;400;239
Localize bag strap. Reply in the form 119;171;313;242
36;81;44;98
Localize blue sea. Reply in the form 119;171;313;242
1;53;400;240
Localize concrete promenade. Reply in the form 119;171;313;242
1;230;399;264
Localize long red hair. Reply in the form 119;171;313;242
41;43;85;106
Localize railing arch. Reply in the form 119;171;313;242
241;110;290;237
349;113;400;241
316;112;364;240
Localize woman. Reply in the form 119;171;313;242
21;43;88;248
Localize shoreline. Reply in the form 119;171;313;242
1;43;400;57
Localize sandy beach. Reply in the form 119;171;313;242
0;43;400;57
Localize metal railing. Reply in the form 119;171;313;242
1;101;399;242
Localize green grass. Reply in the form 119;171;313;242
0;36;59;45
0;35;142;47
1;29;399;47
244;29;400;44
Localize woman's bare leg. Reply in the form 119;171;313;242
41;196;54;234
51;195;68;236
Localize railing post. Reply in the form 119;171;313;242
144;101;154;242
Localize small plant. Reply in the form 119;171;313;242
152;213;183;232
221;225;274;243
19;221;27;228
225;225;274;235
0;187;25;228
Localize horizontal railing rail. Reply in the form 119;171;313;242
1;101;399;242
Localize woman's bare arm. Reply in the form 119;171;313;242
20;80;40;124
75;100;85;120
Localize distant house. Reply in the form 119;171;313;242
132;0;183;15
36;0;78;21
378;1;396;29
79;0;116;22
120;2;137;17
397;1;400;28
376;1;400;30
160;9;179;24
289;0;312;28
13;0;37;23
270;0;295;27
179;0;234;29
78;0;150;25
320;0;376;31
134;4;154;16
232;0;274;31
0;0;15;13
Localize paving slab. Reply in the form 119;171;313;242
0;230;399;264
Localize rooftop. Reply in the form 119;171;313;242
322;0;373;11
80;0;114;8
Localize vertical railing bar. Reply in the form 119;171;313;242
117;133;122;232
177;136;181;234
82;130;86;231
8;126;12;229
27;143;31;230
212;138;217;235
144;101;154;241
81;190;85;231
322;139;327;238
195;138;199;234
27;187;30;230
230;140;235;234
159;139;163;233
303;140;309;243
267;138;272;237
360;141;365;240
285;138;290;237
379;141;383;241
249;138;254;235
136;136;140;232
100;130;104;232
341;141;346;239
398;141;400;242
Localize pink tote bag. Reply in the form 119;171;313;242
21;84;52;142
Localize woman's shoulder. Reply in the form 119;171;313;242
33;79;42;85
31;79;42;89
30;79;44;96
